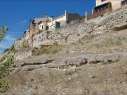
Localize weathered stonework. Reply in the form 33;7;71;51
27;11;81;40
14;49;32;61
31;20;96;47
97;6;127;30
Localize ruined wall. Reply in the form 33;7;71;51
32;30;65;47
14;49;32;61
31;20;96;47
32;31;53;47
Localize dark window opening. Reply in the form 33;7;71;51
56;22;60;28
46;26;49;30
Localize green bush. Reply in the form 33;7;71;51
0;79;9;93
21;40;29;48
0;54;14;93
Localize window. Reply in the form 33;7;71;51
46;26;49;30
56;22;60;28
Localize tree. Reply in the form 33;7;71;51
0;26;8;41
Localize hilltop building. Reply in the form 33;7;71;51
23;11;81;47
15;0;127;48
96;0;122;10
91;0;127;18
26;11;81;39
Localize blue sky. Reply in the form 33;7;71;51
0;0;95;53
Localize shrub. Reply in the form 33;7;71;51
0;54;14;93
0;79;9;93
21;40;29;48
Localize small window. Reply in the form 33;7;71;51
42;26;43;29
56;22;60;28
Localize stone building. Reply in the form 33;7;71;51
93;1;112;17
23;11;81;47
37;11;81;31
27;11;81;39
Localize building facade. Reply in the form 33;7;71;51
89;0;127;18
27;11;81;39
96;0;122;11
23;11;81;47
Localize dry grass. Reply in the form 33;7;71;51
75;29;127;53
32;45;63;56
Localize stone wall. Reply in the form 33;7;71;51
14;49;32;61
97;6;127;30
31;6;127;47
31;20;96;47
32;31;54;47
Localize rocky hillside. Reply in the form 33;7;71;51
1;6;127;95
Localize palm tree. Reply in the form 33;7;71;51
0;26;8;41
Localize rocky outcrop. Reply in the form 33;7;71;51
13;51;127;72
5;52;127;95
